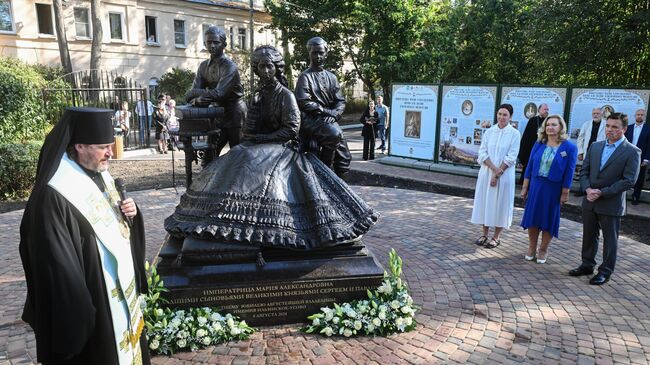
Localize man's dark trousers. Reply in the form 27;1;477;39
581;208;620;276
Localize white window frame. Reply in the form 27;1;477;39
173;19;186;48
149;78;159;101
145;15;158;45
201;24;210;51
0;0;15;34
237;27;246;50
108;11;126;42
35;2;55;37
73;7;91;39
229;26;234;50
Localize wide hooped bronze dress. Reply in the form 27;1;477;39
164;80;378;250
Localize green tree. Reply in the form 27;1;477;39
266;0;649;99
436;0;537;84
265;0;435;102
158;68;196;103
530;0;650;86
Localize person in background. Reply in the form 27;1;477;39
135;98;154;145
360;100;378;160
164;93;173;114
520;115;577;263
575;107;606;196
375;95;390;153
153;99;169;154
114;100;131;137
471;104;521;248
110;95;120;112
624;109;649;205
518;103;549;185
577;107;606;163
166;99;180;151
569;112;640;285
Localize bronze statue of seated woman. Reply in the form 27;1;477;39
164;46;378;265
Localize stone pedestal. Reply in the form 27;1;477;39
156;236;384;326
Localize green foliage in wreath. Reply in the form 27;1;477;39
303;249;417;337
143;262;256;355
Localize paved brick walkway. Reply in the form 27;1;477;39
2;187;650;364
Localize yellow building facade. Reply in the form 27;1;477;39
0;0;277;92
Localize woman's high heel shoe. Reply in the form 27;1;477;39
525;254;535;261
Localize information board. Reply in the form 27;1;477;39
500;86;567;135
568;88;650;143
389;84;438;160
438;85;498;167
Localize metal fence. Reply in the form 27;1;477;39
42;70;152;149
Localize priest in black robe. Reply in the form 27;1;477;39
518;103;549;185
19;107;150;365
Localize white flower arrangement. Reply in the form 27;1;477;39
303;249;417;337
143;262;256;355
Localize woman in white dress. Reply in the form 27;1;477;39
471;103;520;248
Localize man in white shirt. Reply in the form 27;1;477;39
375;95;390;153
577;107;606;162
624;109;649;204
575;107;606;196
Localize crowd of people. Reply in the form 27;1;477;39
471;101;645;286
111;93;182;151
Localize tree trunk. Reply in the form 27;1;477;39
281;30;293;88
52;0;73;75
89;0;103;95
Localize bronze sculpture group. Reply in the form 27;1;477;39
164;28;378;261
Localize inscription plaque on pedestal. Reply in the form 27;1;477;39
156;236;384;326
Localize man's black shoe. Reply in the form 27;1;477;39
589;273;610;285
631;199;639;206
569;266;593;276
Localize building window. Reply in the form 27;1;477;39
148;78;159;101
0;0;14;33
36;3;54;35
74;8;90;38
237;28;246;49
114;76;127;88
109;12;123;41
173;19;185;46
145;16;157;44
201;24;210;45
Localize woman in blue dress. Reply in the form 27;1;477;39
520;115;577;263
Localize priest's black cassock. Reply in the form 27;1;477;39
19;108;150;365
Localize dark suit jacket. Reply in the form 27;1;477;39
624;123;650;162
524;140;577;188
580;139;641;216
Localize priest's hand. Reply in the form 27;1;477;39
120;198;138;218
